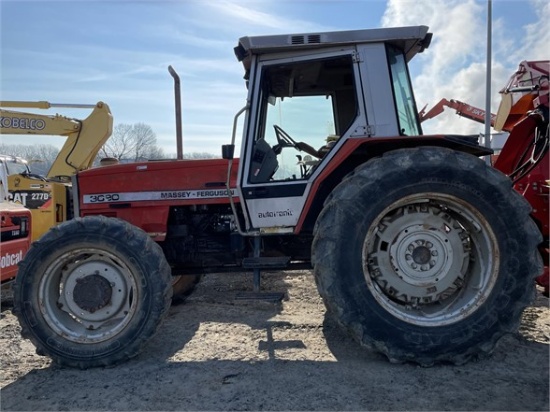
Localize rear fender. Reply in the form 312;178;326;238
296;134;492;232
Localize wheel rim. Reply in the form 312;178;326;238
363;193;499;327
38;248;139;344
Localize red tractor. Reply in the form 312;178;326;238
13;26;545;368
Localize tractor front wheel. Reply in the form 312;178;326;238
14;216;172;368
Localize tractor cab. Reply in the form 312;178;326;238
225;26;432;233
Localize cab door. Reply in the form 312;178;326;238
237;48;368;233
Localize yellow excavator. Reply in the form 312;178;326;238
0;101;113;240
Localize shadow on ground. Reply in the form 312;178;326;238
1;272;549;411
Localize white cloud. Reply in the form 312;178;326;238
202;0;332;34
382;0;548;136
205;1;288;30
510;0;550;62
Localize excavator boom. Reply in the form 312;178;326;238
0;101;113;178
418;98;498;128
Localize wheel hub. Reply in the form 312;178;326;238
366;203;470;306
57;255;131;325
392;226;451;285
73;273;112;313
411;244;431;265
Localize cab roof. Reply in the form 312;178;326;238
235;25;432;66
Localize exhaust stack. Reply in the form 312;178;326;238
168;65;183;160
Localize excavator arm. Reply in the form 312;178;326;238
419;61;549;134
0;101;113;179
418;98;498;129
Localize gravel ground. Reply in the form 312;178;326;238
1;270;549;411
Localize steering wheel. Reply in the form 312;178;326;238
273;124;323;159
273;125;299;150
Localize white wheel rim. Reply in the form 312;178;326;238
363;194;499;327
38;248;139;344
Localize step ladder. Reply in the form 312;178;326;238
235;236;288;301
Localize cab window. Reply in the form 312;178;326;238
387;45;421;136
249;54;357;183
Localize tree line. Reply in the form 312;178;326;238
1;123;217;175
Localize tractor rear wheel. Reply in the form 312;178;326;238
13;216;172;368
312;147;542;365
171;273;202;304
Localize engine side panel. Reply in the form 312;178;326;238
77;159;239;241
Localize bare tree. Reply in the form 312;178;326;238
0;143;59;175
161;152;219;160
183;152;219;159
132;123;158;159
99;123;164;161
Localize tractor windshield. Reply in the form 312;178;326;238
387;45;421;136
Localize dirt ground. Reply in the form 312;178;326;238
0;270;549;411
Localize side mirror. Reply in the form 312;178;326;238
222;144;235;160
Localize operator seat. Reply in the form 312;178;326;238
249;138;279;183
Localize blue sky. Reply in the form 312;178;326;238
1;0;548;156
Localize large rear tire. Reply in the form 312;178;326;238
13;216;173;368
312;147;542;365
